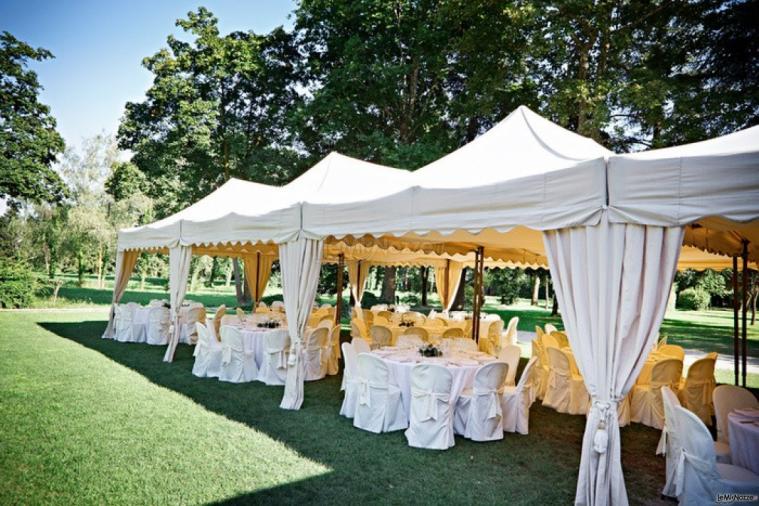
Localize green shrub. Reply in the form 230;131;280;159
677;287;710;311
0;259;37;308
400;293;419;306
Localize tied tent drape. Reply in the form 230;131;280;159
542;217;684;506
434;260;463;311
163;245;193;362
243;252;275;304
348;260;371;312
102;250;139;339
279;238;324;410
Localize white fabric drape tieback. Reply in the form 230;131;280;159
411;387;450;421
591;397;622;455
267;349;287;369
475;388;502;419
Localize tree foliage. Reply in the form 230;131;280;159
0;31;66;207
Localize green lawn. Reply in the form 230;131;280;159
1;310;671;505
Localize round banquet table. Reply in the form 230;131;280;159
728;410;759;474
372;349;493;420
232;326;290;369
386;321;467;343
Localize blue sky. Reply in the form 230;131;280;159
1;0;296;151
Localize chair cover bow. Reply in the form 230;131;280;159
411;387;450;421
475;387;502;420
674;449;720;497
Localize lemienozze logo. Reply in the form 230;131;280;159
715;493;759;503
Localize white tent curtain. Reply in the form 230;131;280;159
243;252;275;304
434;260;463;311
542;216;684;506
102;249;139;339
347;260;371;311
163;245;193;362
279;238;324;410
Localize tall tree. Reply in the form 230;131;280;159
0;31;66;207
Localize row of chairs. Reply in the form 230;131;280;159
659;385;759;502
339;339;537;449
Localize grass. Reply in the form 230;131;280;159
0;309;672;505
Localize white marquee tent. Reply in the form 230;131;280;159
110;106;759;506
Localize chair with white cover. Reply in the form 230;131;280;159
235;307;247;324
218;325;258;383
500;316;519;348
114;304;135;342
658;344;685;361
454;361;509;441
498;345;521;386
487;319;504;354
304;327;330;381
405;364;455;450
713;385;758;464
146;306;170;345
339;342;360;418
352;337;371;355
502;357;538;434
257;330;290;385
270;300;284;311
181;306;206;344
659;386;683;498
543;347;589;415
672;404;759;505
396;334;424;349
353;354;407;433
192;322;222;378
212;305;227;340
369;325;393;348
327;326;341;376
679;352;717;425
453;337;478;353
630;358;683;429
442;327;464;339
403;326;429;343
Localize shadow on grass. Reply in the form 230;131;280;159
39;319;667;505
659;317;758;357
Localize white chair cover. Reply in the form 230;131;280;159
353;353;407;433
404;364;455;450
659;386;683;497
498;345;521;386
218;325;258;383
502;316;519;348
113;304;134;343
679;353;717;424
146;306;170;345
454;361;509;442
352;337;371;355
502;357;538;435
181;305;206;345
631;358;683;429
713;385;758;464
192;322;222;378
257;329;290;386
545;323;558;334
339;342;361;418
672;405;759;505
304;327;330;381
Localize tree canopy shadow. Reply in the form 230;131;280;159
38;319;668;505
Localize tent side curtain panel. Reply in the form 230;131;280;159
102;250;140;339
163;245;193;363
279;238;324;410
243;253;276;304
542;215;684;506
434;261;464;311
347;260;371;308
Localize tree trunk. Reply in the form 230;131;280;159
77;252;85;287
543;273;550;309
96;245;104;288
452;269;467;310
381;266;396;303
232;258;245;305
207;256;219;288
140;270;146;291
421;266;428;306
224;260;233;287
751;291;757;325
551;297;559;316
531;274;540;306
190;263;201;293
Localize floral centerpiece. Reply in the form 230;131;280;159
418;344;443;357
399;313;415;327
256;318;280;329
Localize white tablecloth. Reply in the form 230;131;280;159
132;304;198;342
232;326;289;369
372;348;494;420
728;410;759;474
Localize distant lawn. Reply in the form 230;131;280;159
1;310;671;505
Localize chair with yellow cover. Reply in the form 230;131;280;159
403;326;429;343
487;319;504;354
442;327;464;339
679;352;717;424
377;310;393;321
369;325;393;348
658;344;685;362
630;358;683;429
235;307;247;324
543;347;589;415
552;331;570;349
351;319;368;341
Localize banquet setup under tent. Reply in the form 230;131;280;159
107;106;759;505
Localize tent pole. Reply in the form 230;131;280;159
733;256;740;386
444;260;450;311
742;241;749;387
472;246;484;343
255;251;261;304
335;254;344;327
